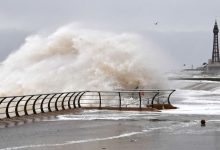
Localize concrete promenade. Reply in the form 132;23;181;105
0;109;220;150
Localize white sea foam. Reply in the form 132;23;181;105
0;131;143;150
0;24;170;96
47;110;159;121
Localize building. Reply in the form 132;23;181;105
207;21;220;74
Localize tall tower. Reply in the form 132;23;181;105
212;21;220;63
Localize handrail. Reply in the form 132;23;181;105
24;95;35;115
15;96;25;117
78;92;87;108
48;94;58;112
68;92;76;109
0;90;176;119
168;90;176;104
33;95;42;114
5;97;17;118
73;92;82;108
61;93;72;110
40;94;50;113
151;92;160;108
55;93;65;111
0;97;7;105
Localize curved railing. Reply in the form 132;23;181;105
78;90;176;109
0;90;175;119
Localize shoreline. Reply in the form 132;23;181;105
0;112;219;150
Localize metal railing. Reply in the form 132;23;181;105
0;90;175;119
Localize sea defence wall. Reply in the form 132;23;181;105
0;90;176;119
169;77;220;82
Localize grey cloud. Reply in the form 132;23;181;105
0;0;220;67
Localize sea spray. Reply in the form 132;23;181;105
0;24;169;96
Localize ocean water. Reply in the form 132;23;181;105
49;80;220;136
1;80;220;150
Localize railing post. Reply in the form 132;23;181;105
0;97;7;105
61;93;71;110
73;92;82;108
24;95;34;115
15;96;25;117
33;95;42;114
67;92;75;109
167;90;175;104
118;92;121;110
6;97;16;118
48;94;58;112
138;92;142;109
78;92;86;108
55;93;64;111
40;94;50;113
98;92;101;109
152;92;160;108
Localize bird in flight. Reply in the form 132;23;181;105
154;22;158;25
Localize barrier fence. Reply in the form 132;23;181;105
0;90;175;119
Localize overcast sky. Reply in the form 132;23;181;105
0;0;220;69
